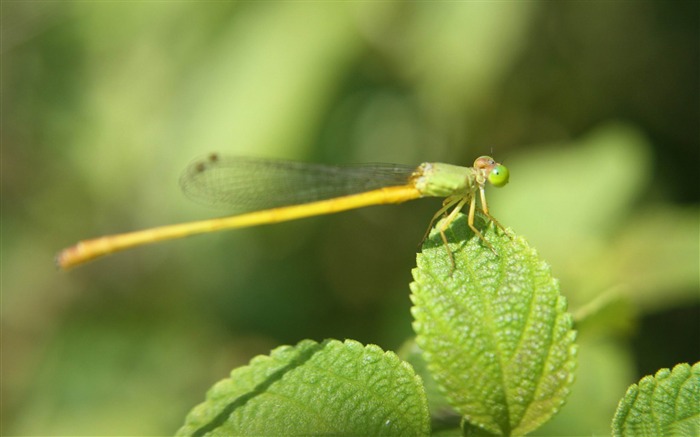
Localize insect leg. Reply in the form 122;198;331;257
469;189;498;254
478;185;511;238
439;197;469;269
419;196;461;246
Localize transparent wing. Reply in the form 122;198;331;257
180;154;417;212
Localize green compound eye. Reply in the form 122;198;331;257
488;164;509;187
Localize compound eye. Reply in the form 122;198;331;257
488;164;509;187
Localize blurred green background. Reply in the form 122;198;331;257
3;2;698;435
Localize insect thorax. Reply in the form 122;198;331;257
413;163;475;198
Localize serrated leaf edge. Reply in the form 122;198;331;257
612;361;700;437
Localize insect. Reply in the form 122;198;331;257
56;154;509;269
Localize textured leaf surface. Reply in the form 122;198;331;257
612;362;700;437
176;339;429;436
410;215;577;435
399;339;461;432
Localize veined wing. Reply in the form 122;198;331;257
180;154;417;212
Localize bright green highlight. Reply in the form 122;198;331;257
410;214;577;435
488;164;510;187
612;362;700;436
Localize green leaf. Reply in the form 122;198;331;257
410;214;577;435
176;339;430;437
398;339;461;432
612;362;700;437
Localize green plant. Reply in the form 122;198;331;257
176;215;698;436
177;218;567;435
612;362;700;437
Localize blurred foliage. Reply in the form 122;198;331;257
2;1;698;435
